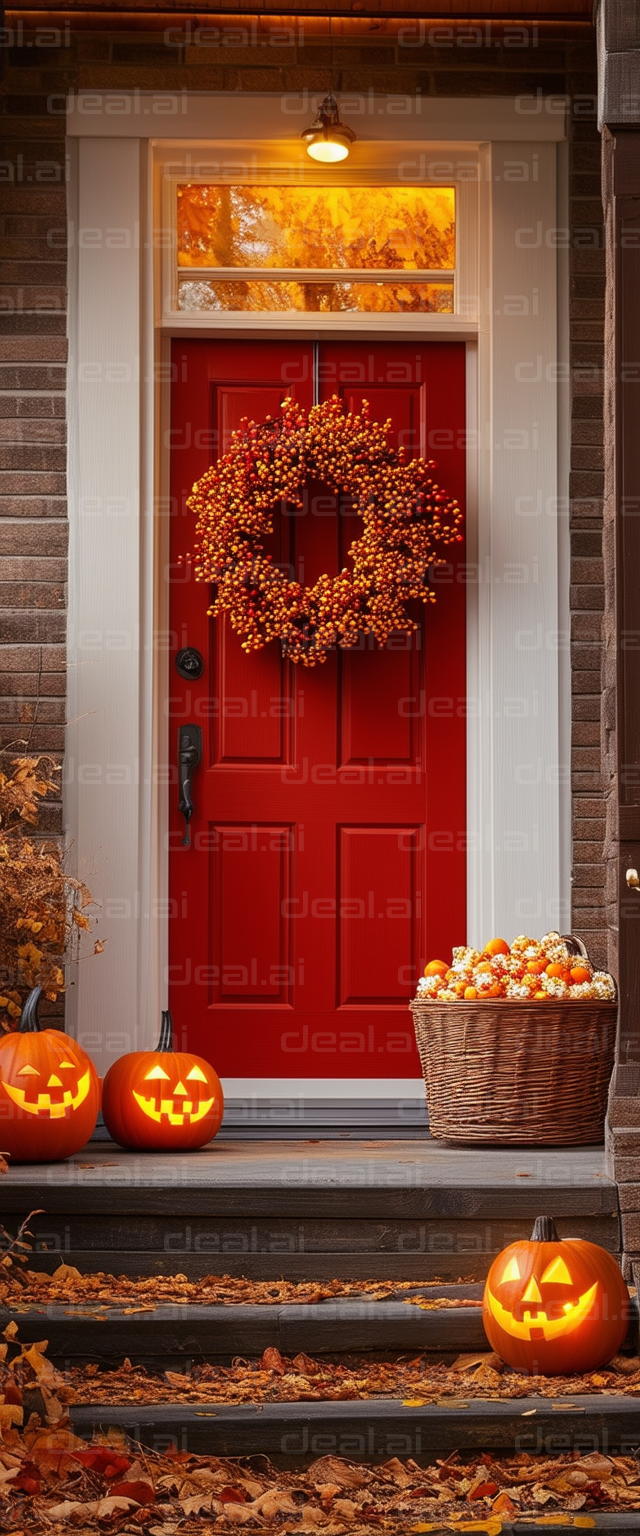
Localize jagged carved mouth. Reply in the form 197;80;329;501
132;1092;215;1126
486;1280;599;1341
2;1069;92;1119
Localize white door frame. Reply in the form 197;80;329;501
65;93;569;1115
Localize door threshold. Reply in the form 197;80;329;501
217;1126;430;1140
90;1097;429;1142
220;1095;429;1138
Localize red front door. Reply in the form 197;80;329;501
168;340;466;1079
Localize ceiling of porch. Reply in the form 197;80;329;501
6;1;594;31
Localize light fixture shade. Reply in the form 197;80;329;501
301;93;356;163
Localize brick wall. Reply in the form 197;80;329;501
566;55;607;967
0;43;68;846
0;17;607;962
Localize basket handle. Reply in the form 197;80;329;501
561;933;589;961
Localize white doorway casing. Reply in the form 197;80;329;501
65;94;570;1113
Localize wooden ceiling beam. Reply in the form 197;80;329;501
5;2;594;25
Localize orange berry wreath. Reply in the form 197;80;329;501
188;395;463;667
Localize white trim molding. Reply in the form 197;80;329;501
66;93;570;1092
65;91;568;143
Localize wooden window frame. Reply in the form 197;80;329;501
166;176;460;321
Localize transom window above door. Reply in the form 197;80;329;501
175;184;455;314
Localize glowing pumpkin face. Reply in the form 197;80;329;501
0;988;100;1163
133;1059;216;1127
483;1217;630;1375
2;1054;92;1118
101;1011;224;1150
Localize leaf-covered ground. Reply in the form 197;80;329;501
1;1433;639;1532
62;1346;640;1406
8;1328;640;1410
0;1266;479;1310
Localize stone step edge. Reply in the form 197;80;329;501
69;1396;640;1460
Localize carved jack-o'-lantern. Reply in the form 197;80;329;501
0;987;100;1162
101;1011;223;1150
483;1216;630;1375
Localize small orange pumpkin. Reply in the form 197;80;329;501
546;963;572;984
101;1011;223;1151
570;966;592;985
483;1216;630;1375
0;987;100;1163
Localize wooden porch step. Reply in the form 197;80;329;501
0;1291;489;1364
18;1235;621;1283
68;1395;640;1463
1;1139;620;1282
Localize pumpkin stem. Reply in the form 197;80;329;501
157;1010;174;1052
18;987;42;1033
531;1215;560;1243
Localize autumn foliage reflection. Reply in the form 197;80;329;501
177;185;455;313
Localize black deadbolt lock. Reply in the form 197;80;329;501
175;647;204;680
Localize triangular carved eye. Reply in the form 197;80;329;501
500;1255;521;1283
59;1060;76;1069
186;1064;208;1082
17;1064;39;1077
541;1256;573;1285
145;1064;170;1081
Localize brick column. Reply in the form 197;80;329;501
596;0;640;1283
0;39;68;846
567;43;607;965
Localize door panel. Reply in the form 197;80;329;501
338;826;422;1006
339;643;417;766
340;385;421;455
168;339;466;1078
211;822;293;1005
216;620;290;764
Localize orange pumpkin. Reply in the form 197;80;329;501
101;1011;224;1151
570;966;592;985
483;1216;630;1375
546;963;572;984
0;987;100;1162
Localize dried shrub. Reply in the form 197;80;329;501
0;756;99;1032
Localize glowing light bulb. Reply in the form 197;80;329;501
301;95;355;165
306;137;350;164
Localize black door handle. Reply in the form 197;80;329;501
178;725;202;848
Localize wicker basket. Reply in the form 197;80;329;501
410;942;617;1144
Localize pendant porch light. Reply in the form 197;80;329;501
301;93;356;163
